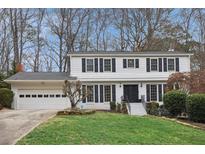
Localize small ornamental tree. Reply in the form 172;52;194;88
63;80;90;109
166;70;205;94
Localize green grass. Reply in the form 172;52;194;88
17;112;205;145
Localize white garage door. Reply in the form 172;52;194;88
17;89;70;109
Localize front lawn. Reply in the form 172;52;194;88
17;112;205;145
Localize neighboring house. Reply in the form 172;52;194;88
5;51;192;115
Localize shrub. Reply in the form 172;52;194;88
186;94;205;123
110;101;116;111
121;102;128;114
57;109;96;115
0;88;14;108
116;103;122;113
146;102;159;115
0;81;11;89
163;90;187;116
158;105;170;117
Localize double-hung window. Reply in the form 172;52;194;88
104;85;111;102
128;59;134;68
150;85;157;101
168;59;175;71
104;59;111;72
151;59;158;71
87;59;94;72
87;86;94;102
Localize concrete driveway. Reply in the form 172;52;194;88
0;110;57;145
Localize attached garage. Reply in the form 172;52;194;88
5;72;77;110
17;89;69;110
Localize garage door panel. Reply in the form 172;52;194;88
17;89;70;110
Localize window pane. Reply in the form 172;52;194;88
104;59;111;71
19;95;24;98
128;59;134;68
32;94;37;98
87;86;94;102
168;59;175;71
87;59;93;72
104;85;111;102
26;95;30;98
50;94;54;98
44;94;49;98
151;59;158;71
151;85;157;101
56;94;61;98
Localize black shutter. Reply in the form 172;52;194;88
146;84;150;102
146;58;150;72
163;58;167;72
100;58;103;72
176;58;179;72
123;59;127;68
112;58;116;72
94;58;98;72
158;84;162;102
82;85;86;103
95;85;98;103
159;58;162;72
100;85;104;103
135;59;139;68
112;85;116;102
82;58;86;72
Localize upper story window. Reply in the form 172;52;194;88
86;59;94;72
123;59;139;69
128;59;134;68
168;59;175;71
151;59;158;71
104;59;111;72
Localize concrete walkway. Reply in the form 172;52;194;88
0;110;57;145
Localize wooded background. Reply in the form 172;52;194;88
0;8;205;75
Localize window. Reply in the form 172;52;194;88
38;94;43;98
151;59;158;71
168;59;175;71
87;86;94;102
44;94;49;98
62;94;66;98
26;95;30;98
104;59;111;71
19;95;24;98
104;85;111;102
150;85;157;101
56;94;61;98
50;94;54;98
32;94;37;98
86;59;93;72
128;59;134;68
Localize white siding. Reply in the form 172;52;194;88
70;56;191;82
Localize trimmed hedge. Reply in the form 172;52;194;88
186;94;205;123
0;81;11;89
0;88;14;108
163;90;187;116
146;102;159;115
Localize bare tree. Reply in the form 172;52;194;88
63;80;90;109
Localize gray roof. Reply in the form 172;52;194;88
68;51;193;56
5;72;77;81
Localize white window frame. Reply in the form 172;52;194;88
127;59;135;68
168;58;175;71
87;85;94;102
104;85;111;102
104;59;112;72
86;59;94;72
150;58;158;71
150;84;158;101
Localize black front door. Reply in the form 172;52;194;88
123;85;139;102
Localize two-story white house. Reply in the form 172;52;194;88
5;51;192;115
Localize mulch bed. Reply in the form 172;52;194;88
57;109;96;115
159;116;205;131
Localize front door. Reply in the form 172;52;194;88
123;85;139;102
